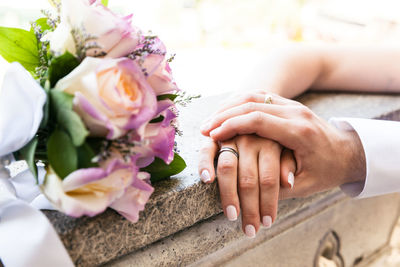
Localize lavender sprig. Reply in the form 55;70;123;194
71;27;103;60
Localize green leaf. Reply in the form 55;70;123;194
19;137;39;182
48;52;79;87
47;129;78;179
101;0;109;6
40;80;51;129
150;115;164;123
77;142;98;169
50;90;89;146
58;109;89;146
142;153;186;183
31;18;52;33
86;138;104;153
0;27;39;71
157;94;178;101
50;89;73;109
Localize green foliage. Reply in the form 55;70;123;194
142;153;187;183
19;137;39;182
50;90;89;146
47;129;78;179
150;115;165;123
48;52;79;87
157;94;178;101
174;91;201;107
101;0;109;6
31;18;52;32
58;109;89;146
0;27;39;71
50;89;74;109
40;80;51;129
77;142;98;169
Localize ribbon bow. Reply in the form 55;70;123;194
0;63;73;267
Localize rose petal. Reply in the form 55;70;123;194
110;172;154;223
41;160;135;218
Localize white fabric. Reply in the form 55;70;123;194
330;117;400;198
11;166;53;210
0;63;74;266
0;176;74;267
0;63;47;157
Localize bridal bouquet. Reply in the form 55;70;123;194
0;0;191;222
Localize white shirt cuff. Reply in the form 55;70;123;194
330;117;400;198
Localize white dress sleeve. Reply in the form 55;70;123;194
329;117;400;198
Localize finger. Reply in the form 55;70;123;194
258;141;281;229
254;91;303;106
202;93;292;128
217;140;240;222
280;149;297;189
198;138;219;183
201;102;293;136
216;93;292;114
237;138;261;237
279;176;310;200
209;112;298;149
214;93;265;115
200;93;263;129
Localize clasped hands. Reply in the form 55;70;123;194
198;92;366;238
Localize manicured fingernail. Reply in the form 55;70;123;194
262;216;272;228
200;169;211;183
288;172;295;189
245;225;256;238
210;128;220;137
226;205;237;221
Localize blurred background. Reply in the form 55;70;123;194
1;0;400;96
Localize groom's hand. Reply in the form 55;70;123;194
201;93;366;198
198;136;296;238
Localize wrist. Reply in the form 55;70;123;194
340;129;366;185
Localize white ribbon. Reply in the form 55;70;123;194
0;63;74;267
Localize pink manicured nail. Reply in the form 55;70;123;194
288;172;294;189
226;205;237;221
200;169;211;183
263;216;272;228
200;122;211;132
209;128;220;137
245;225;256;238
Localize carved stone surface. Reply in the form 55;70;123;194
38;92;400;266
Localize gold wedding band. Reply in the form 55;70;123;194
218;147;239;159
264;94;273;104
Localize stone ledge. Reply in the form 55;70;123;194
105;190;343;266
107;192;400;266
42;92;400;266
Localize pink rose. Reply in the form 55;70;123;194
41;155;154;221
137;37;179;95
50;0;140;58
148;60;179;95
110;171;154;223
55;57;157;139
133;100;177;167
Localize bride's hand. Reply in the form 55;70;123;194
198;136;296;238
200;93;366;198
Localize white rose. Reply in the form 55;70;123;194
0;63;46;156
